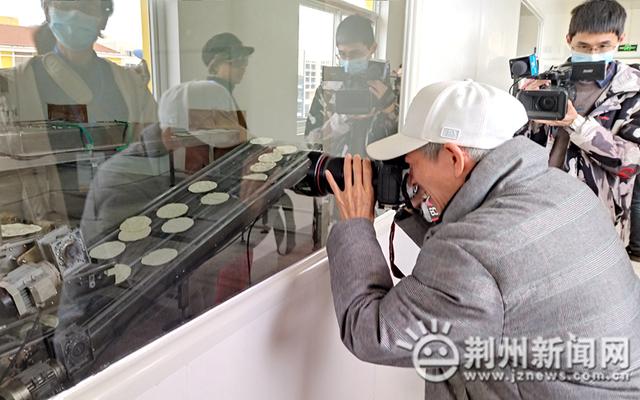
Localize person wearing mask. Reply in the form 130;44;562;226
523;0;640;244
0;0;156;226
305;14;398;157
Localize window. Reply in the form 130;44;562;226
343;0;376;11
0;1;152;91
297;5;336;121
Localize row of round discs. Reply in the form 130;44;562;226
246;139;298;181
88;194;201;275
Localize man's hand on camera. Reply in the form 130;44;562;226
368;80;390;99
534;100;578;127
368;80;396;114
520;79;551;91
326;154;375;223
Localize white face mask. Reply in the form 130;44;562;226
571;50;616;65
49;8;101;52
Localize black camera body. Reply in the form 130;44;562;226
322;60;391;115
294;151;407;209
510;58;607;120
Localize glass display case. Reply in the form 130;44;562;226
0;0;405;398
0;120;324;399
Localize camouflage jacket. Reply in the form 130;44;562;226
525;62;640;242
304;79;399;157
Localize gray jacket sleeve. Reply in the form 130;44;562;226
326;218;504;367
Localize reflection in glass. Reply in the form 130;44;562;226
0;0;405;397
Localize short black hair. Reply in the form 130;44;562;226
568;0;626;38
336;15;375;47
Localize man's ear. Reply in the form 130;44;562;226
444;143;466;178
566;34;572;46
619;33;626;43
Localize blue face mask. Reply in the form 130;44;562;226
571;50;616;65
49;8;101;52
340;58;369;75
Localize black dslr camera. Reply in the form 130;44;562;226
294;151;408;209
322;60;392;115
509;54;607;120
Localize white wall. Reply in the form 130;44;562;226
532;0;578;71
400;0;579;123
380;0;406;71
619;0;640;63
516;7;539;57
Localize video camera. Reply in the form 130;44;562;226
509;53;607;120
321;60;392;115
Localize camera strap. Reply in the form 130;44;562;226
389;222;405;279
388;198;440;280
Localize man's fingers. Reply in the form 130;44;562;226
344;154;353;190
353;155;363;188
363;159;374;194
522;79;550;91
326;171;350;220
325;171;342;196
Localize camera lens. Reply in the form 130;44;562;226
293;152;344;197
293;152;407;209
537;96;557;112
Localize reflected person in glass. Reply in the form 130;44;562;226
158;32;253;174
0;0;156;227
304;15;399;157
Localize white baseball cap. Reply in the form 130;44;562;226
366;80;528;160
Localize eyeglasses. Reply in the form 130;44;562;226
572;43;618;53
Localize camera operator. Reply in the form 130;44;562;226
522;0;640;244
304;15;398;157
324;80;640;398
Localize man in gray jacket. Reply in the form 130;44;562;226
325;80;640;399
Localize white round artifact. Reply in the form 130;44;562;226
118;226;152;242
141;248;178;266
90;241;126;260
249;162;276;173
161;217;195;234
188;180;218;193
108;264;132;285
156;203;189;219
250;137;274;145
242;173;268;182
201;192;230;206
1;224;42;238
258;152;283;163
119;216;151;232
275;145;298;155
